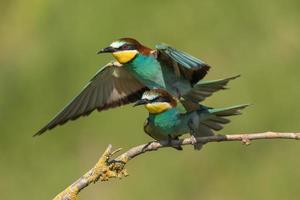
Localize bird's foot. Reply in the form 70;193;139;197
190;135;203;150
167;135;183;150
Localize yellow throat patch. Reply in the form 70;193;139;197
145;102;172;114
112;50;138;64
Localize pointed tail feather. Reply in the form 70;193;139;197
188;104;249;150
200;104;249;131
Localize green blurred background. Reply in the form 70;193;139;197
1;0;300;199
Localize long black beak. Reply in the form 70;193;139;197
133;99;149;107
97;46;116;54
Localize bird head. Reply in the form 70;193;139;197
97;38;152;64
134;89;177;114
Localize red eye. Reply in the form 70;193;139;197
122;45;130;50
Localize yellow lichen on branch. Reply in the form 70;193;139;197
53;145;128;200
53;131;300;200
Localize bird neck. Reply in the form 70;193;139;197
137;45;153;55
124;54;166;89
148;107;180;125
148;106;179;118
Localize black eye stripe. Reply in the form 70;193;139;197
118;44;136;50
161;97;172;103
150;96;171;103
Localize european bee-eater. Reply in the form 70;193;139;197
36;38;238;135
134;89;248;150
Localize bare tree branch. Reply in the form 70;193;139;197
53;131;300;200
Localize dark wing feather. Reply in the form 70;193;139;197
35;62;147;136
184;75;240;103
198;104;249;131
155;43;210;85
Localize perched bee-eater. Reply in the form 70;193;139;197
36;38;238;135
134;89;248;150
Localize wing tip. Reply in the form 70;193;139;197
33;129;46;137
34;123;58;136
228;74;241;80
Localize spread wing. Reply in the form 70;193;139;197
181;75;241;111
155;43;210;85
35;62;147;136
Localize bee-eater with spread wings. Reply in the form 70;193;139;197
35;38;238;135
